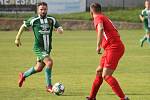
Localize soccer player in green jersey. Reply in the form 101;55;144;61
139;0;150;47
15;2;63;93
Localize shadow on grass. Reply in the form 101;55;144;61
61;92;87;97
62;93;85;97
105;93;150;96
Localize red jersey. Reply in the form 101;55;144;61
94;14;121;49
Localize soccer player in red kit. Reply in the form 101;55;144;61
86;3;129;100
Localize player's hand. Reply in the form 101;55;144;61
15;39;21;47
56;27;63;34
96;46;101;54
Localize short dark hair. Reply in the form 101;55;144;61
90;3;101;13
145;0;150;2
37;2;47;7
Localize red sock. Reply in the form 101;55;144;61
105;76;125;99
90;75;103;98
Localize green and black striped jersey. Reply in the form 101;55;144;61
141;8;150;29
24;16;60;53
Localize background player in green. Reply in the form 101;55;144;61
139;0;150;47
15;2;63;93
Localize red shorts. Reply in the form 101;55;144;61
100;42;125;70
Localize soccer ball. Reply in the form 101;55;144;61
52;82;65;95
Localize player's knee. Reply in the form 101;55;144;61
44;57;53;67
45;60;53;67
35;67;43;72
96;66;103;76
102;75;111;80
96;70;101;76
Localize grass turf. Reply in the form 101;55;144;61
0;30;150;100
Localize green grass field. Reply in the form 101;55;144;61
0;30;150;100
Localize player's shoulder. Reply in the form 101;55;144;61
47;15;56;20
98;13;107;18
31;16;40;21
93;14;104;26
95;14;108;21
47;15;57;24
142;8;147;13
25;16;39;21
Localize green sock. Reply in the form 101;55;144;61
140;37;147;47
147;37;150;43
23;67;36;78
141;37;147;42
45;67;52;86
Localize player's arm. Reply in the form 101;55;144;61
15;24;26;47
139;10;146;22
139;15;144;22
96;23;103;54
54;19;63;34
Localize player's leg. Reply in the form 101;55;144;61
102;68;128;100
43;56;53;93
86;53;106;100
146;32;150;44
102;46;129;100
24;61;45;77
18;61;45;87
140;34;147;47
86;66;103;100
18;49;46;87
140;28;149;47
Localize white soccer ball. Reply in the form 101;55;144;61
52;82;65;95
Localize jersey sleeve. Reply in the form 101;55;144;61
23;17;34;28
140;10;144;17
54;20;61;28
47;16;61;28
94;17;103;29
